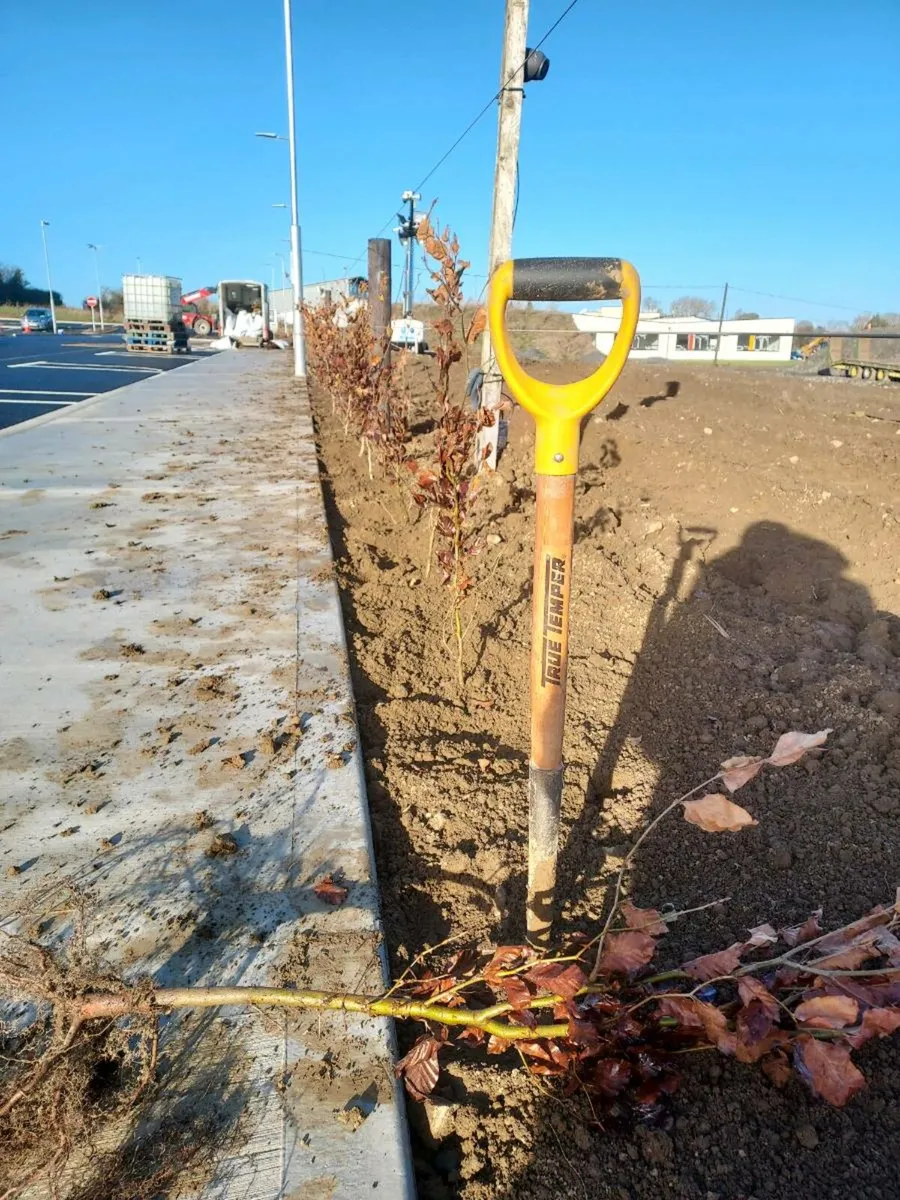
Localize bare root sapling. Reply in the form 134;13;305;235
413;215;493;687
4;725;900;1195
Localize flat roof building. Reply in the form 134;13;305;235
573;310;796;363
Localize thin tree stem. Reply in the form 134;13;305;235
589;774;722;980
75;986;569;1042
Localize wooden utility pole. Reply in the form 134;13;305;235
713;282;729;366
368;238;392;360
479;0;529;467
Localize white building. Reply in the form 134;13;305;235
573;309;796;363
269;277;367;329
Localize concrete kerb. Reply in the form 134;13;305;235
0;351;416;1198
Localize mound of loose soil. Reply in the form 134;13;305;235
310;357;900;1200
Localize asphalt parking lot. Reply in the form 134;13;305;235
0;326;213;432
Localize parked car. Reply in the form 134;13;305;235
20;308;54;332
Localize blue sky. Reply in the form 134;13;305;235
5;0;899;321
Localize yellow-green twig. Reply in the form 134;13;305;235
76;986;570;1042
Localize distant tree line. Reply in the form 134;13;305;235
101;287;123;313
643;296;720;319
643;295;900;336
0;262;62;307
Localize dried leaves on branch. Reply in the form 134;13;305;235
3;728;900;1196
302;297;409;482
412;215;493;687
302;209;493;688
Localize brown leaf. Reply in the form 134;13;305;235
524;961;587;1000
738;977;781;1021
813;906;892;955
465;308;487;344
621;900;668;935
313;875;349;906
681;943;744;981
744;922;778;950
780;910;823;947
766;728;831;767
761;1049;792;1088
593;1057;632;1096
598;931;658;974
405;970;445;1000
567;1016;602;1053
874;928;900;964
718;756;765;793
395;1035;441;1101
500;977;533;1010
425;237;448;262
657;996;736;1054
814;931;881;970
517;1040;573;1074
847;1007;900;1049
794;1035;865;1106
683;793;758;832
735;1009;779;1059
483;945;528;982
442;948;478;979
456;1027;485;1047
794;995;859;1029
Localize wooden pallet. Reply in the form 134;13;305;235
126;333;182;343
125;341;189;354
124;320;184;333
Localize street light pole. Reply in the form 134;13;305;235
39;220;58;335
88;243;105;331
255;131;305;369
282;0;306;377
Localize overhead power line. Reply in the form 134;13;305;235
729;286;863;314
301;251;869;317
347;0;588;269
412;0;586;200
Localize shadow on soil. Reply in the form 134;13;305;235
314;454;450;960
494;519;900;1200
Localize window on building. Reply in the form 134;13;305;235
633;332;660;351
675;333;718;352
737;333;781;352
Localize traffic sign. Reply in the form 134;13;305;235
86;296;98;309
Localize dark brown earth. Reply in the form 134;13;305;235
309;356;900;1200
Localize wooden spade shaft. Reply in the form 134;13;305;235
528;474;576;942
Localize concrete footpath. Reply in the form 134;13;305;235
0;351;415;1198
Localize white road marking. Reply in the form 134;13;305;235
0;388;94;397
95;350;186;360
8;360;161;375
0;397;74;407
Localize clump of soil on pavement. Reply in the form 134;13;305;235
310;355;900;1200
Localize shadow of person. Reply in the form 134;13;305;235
560;519;897;942
487;519;900;1200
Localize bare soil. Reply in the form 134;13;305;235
310;357;900;1200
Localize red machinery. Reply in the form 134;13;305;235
180;286;217;337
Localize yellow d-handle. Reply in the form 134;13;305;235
488;257;641;475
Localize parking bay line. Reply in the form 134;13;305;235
94;350;192;360
8;360;162;375
0;396;76;406
0;388;94;397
